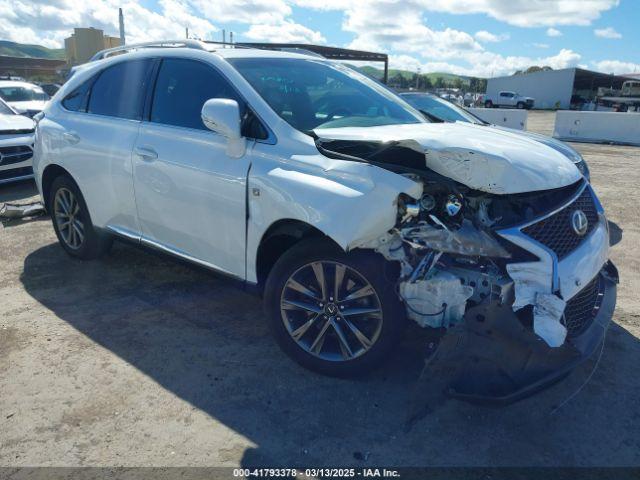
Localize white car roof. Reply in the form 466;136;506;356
0;80;44;90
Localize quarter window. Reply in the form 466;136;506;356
87;59;153;120
150;58;242;131
62;77;94;112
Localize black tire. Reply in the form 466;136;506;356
49;174;113;260
516;102;525;109
264;238;406;377
484;100;493;108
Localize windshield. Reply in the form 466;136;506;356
0;86;49;103
228;58;425;132
0;98;14;115
401;94;486;125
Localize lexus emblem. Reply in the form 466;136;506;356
571;210;589;236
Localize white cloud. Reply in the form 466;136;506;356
533;43;549;48
0;0;217;47
244;20;325;43
293;0;619;27
188;0;291;25
594;27;622;39
475;30;509;43
546;27;562;37
592;60;640;74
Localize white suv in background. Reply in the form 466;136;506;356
0;80;50;117
33;42;617;402
0;97;35;184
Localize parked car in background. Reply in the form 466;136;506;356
40;83;62;97
34;42;616;403
400;92;590;179
0;97;35;184
484;90;534;109
0;81;50;117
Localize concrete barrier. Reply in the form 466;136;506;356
467;108;528;130
553;111;640;146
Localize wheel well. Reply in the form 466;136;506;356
41;164;71;211
255;220;338;288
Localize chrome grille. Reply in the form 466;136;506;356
522;188;598;259
0;145;33;166
562;274;604;337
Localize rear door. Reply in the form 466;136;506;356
52;59;154;235
132;57;252;278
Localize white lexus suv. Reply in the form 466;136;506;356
33;41;617;401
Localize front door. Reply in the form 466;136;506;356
133;57;251;278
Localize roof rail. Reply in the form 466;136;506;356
89;39;207;62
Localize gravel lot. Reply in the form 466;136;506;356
1;111;639;467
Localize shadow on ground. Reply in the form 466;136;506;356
19;240;640;466
0;179;38;203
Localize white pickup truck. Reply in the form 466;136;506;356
484;91;534;109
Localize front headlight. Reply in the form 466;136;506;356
574;158;590;181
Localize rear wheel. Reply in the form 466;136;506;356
49;175;112;259
264;239;405;376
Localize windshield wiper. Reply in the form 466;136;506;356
418;109;445;123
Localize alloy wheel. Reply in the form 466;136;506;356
280;261;383;362
53;187;85;250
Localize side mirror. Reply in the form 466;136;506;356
201;98;242;139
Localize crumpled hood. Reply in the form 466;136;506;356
491;125;582;163
0;113;34;132
315;122;582;194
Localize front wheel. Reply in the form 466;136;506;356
484;100;493;108
516;102;525;109
264;239;405;377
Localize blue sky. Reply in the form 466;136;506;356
3;0;639;77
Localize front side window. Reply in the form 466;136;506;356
150;58;242;130
0;86;49;102
87;59;153;120
228;58;424;132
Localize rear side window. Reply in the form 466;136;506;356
62;77;93;112
150;58;242;130
87;59;153;120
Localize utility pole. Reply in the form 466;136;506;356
185;27;189;39
222;29;226;45
118;8;126;45
230;32;234;44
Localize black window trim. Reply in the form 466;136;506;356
145;56;276;145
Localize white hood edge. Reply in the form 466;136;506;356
315;122;582;195
0;113;35;131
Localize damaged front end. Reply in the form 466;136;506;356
320;137;619;404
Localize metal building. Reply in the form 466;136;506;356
486;67;635;109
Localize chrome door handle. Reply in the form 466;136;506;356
62;131;80;144
135;146;158;162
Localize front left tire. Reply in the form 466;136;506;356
264;238;406;377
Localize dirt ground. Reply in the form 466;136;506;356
1;111;639;467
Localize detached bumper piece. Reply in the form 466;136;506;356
420;262;618;406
